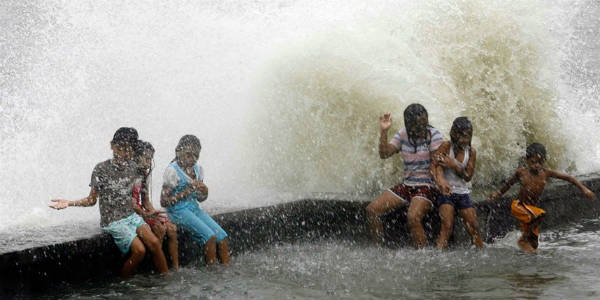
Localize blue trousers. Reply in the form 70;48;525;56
167;200;228;245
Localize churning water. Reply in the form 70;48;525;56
1;0;599;230
2;1;600;298
22;218;600;300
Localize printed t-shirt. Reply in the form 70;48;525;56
389;127;443;186
90;159;141;227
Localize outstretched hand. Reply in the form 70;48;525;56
49;199;69;210
380;113;392;131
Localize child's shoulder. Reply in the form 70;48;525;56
92;159;113;173
438;140;452;152
428;126;442;135
515;167;529;176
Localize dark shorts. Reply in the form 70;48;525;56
388;183;437;205
437;193;474;210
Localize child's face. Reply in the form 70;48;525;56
451;129;472;150
408;115;428;138
137;150;154;171
111;142;135;160
177;146;199;168
526;155;545;174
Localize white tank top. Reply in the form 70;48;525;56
443;146;471;194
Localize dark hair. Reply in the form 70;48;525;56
133;140;155;199
403;103;430;153
176;135;201;152
526;143;546;160
134;140;155;157
450;117;473;148
111;127;138;144
172;135;202;163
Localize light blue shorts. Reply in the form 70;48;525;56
102;213;147;254
167;200;228;245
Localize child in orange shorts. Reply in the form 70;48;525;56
489;143;595;254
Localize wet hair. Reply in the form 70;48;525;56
526;143;547;160
134;140;155;157
450;117;473;148
172;135;201;163
403;103;431;153
133;140;155;199
111;127;138;144
176;135;201;152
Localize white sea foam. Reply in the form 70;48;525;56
0;0;598;229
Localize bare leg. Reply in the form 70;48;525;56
366;191;408;244
205;235;217;265
151;222;166;242
518;235;536;254
136;225;169;274
217;238;231;265
528;214;544;250
165;223;179;270
406;197;433;249
458;208;484;248
436;204;455;249
518;214;544;254
121;237;146;278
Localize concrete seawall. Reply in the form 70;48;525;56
2;177;599;296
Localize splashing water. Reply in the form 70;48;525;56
250;0;600;195
1;0;599;230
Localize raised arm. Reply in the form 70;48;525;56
547;169;596;200
49;187;98;209
379;113;398;159
489;170;520;201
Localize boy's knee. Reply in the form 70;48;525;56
366;204;381;218
131;243;146;258
406;212;423;227
153;224;166;236
145;237;162;252
166;225;178;237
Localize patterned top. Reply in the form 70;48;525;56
90;159;141;227
389;127;443;186
163;162;208;203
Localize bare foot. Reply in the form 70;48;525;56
518;238;536;254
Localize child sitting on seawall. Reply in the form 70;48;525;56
432;117;483;249
366;103;444;249
161;135;231;265
50;127;169;277
489;142;595;254
132;140;179;270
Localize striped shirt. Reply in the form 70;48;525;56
389;127;443;186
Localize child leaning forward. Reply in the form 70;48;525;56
489;143;595;254
161;135;231;265
432;117;483;249
132;140;179;269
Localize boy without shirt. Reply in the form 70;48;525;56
489;143;595;254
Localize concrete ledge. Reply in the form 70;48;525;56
2;177;599;296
